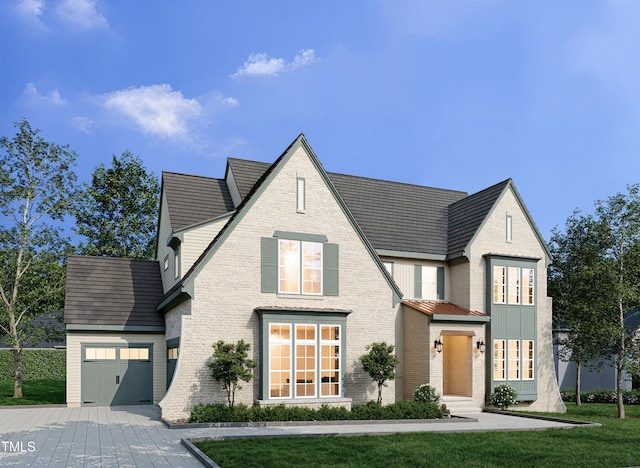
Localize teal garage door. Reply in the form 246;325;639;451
81;345;153;406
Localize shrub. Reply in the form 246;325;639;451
189;400;445;423
0;349;66;380
490;383;518;410
560;388;640;405
414;384;440;405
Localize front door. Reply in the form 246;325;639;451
442;335;472;397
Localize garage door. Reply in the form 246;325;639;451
81;345;153;406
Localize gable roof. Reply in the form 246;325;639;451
64;256;164;327
162;172;234;232
161;140;549;261
447;179;511;256
226;159;467;256
158;134;403;310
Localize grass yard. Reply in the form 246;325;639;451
194;404;640;467
0;379;65;406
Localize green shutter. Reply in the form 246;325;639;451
324;243;339;296
261;237;278;293
437;266;445;300
414;265;422;299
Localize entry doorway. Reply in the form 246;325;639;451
442;335;472;397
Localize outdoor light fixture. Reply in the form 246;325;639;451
477;338;486;354
434;337;443;353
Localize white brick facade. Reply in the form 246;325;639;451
159;144;399;421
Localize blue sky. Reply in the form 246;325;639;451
2;0;640;242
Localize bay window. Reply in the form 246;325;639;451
267;322;342;399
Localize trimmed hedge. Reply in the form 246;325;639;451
561;388;640;405
189;400;445;424
0;349;66;380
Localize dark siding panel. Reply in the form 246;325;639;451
261;237;278;293
324;243;339;296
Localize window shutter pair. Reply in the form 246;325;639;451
261;237;339;296
414;265;445;300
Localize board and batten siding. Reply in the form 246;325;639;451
66;333;166;407
379;257;449;301
182;217;229;275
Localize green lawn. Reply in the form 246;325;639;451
0;379;65;405
194;404;640;467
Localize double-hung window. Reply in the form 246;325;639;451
414;265;445;300
261;233;339;296
278;240;323;295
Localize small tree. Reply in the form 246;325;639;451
208;339;256;408
360;342;398;404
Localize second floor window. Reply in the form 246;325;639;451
279;240;323;295
493;265;534;305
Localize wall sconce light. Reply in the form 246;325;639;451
434;337;443;353
477;338;486;354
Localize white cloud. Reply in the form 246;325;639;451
231;49;319;79
23;83;67;105
103;84;205;139
70;116;97;134
15;0;45;18
55;0;108;29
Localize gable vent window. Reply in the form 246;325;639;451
173;247;180;279
506;213;513;242
297;177;306;212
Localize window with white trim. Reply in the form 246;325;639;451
506;213;513;242
493;266;534;305
268;323;341;399
523;340;534;380
493;339;534;381
278;240;323;295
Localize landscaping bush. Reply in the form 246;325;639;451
414;384;440;405
490;383;518;410
0;349;66;380
189;400;444;423
560;388;640;405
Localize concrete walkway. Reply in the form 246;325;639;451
0;405;586;467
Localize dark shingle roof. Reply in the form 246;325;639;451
227;158;271;199
330;173;466;255
228;159;468;256
64;256;164;326
163;172;234;231
447;179;511;255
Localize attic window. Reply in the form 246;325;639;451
297;177;305;212
506;213;513;243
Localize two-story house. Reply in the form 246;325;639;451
64;134;565;420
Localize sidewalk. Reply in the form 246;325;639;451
0;405;588;467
